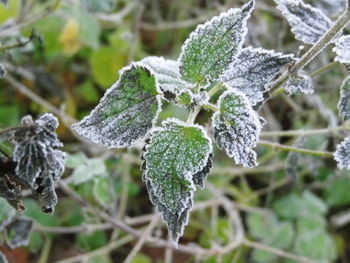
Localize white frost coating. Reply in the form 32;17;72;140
141;56;193;100
285;71;314;95
274;0;333;44
179;0;255;85
333;35;350;64
221;46;294;106
142;118;213;244
6;217;33;249
317;0;346;17
334;136;350;170
72;62;162;149
213;87;261;167
338;76;350;121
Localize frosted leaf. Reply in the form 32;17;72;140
285;72;314;95
179;0;255;86
192;153;213;188
338;76;350;121
334;136;350;170
13;113;66;213
5;217;33;249
221;47;294;106
141;57;193;102
177;90;194;107
213;87;261;167
317;0;346;17
0;252;8;263
72;64;162;148
0;175;25;212
0;64;5;79
274;0;332;44
142;118;212;243
0;199;15;232
333;35;350;64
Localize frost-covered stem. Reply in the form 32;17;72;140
259;140;334;157
187;106;202;124
208;82;225;98
243;239;315;263
270;7;350;96
203;103;219;112
310;61;340;78
123;214;160;263
261;125;350;137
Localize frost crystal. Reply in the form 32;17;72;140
334;136;350;170
141;56;193;102
13;113;66;213
179;0;255;86
338;76;350;121
5;217;33;249
213;87;261;167
333;35;350;65
72;64;162;148
274;0;332;44
221;47;294;106
285;72;314;95
142;118;212;244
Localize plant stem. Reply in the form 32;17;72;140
269;6;350;97
203;103;218;112
186;106;202;124
310;61;340;78
261;125;350;137
208;82;225;97
0;125;24;136
259;140;334;157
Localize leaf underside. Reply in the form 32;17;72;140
333;35;350;64
13;114;66;213
338;76;350;121
5;217;33;249
274;0;332;44
213;88;261;168
72;64;161;148
179;0;255;86
221;47;294;106
285;72;314;95
142;119;212;244
334;136;350;170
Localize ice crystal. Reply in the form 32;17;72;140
5;217;33;249
141;56;193;102
179;0;255;86
221;47;294;106
285;72;314;95
142;118;212;244
333;35;350;64
213;87;261;167
274;0;332;44
13;113;66;213
338;76;350;121
72;64;162;148
334;136;350;170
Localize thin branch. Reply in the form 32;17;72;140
260;125;350;137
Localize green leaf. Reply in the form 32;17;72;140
296;215;326;233
82;0;115;12
213;88;261;167
142;118;212;243
179;0;254;85
71;158;106;185
325;176;350;206
93;176;113;205
338;76;350;121
65;152;88;169
72;64;162;148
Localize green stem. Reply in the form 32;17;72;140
310;61;340;78
186;106;201;124
37;236;52;263
259;140;334;157
208;82;225;98
203;103;218;112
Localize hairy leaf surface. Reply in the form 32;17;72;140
142;119;212;243
72;64;162;148
179;0;254;85
334;136;350;170
141;57;192;102
221;47;294;106
285;72;314;95
274;0;332;44
333;35;350;64
5;217;33;249
213;88;261;167
13;114;66;213
338;76;350;121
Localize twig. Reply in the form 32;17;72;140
260;126;349;137
37;236;52;263
94;1;137;26
123;214;160;263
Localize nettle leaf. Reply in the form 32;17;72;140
140;57;193;102
334;136;350;170
285;71;314;95
338;76;350;121
221;47;294;106
0;251;8;263
5;217;33;249
13;114;66;213
213;88;261;167
0;199;16;232
72;64;162;148
274;0;332;44
142;119;212;243
179;0;255;86
333;35;350;64
0;175;25;212
317;0;346;17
